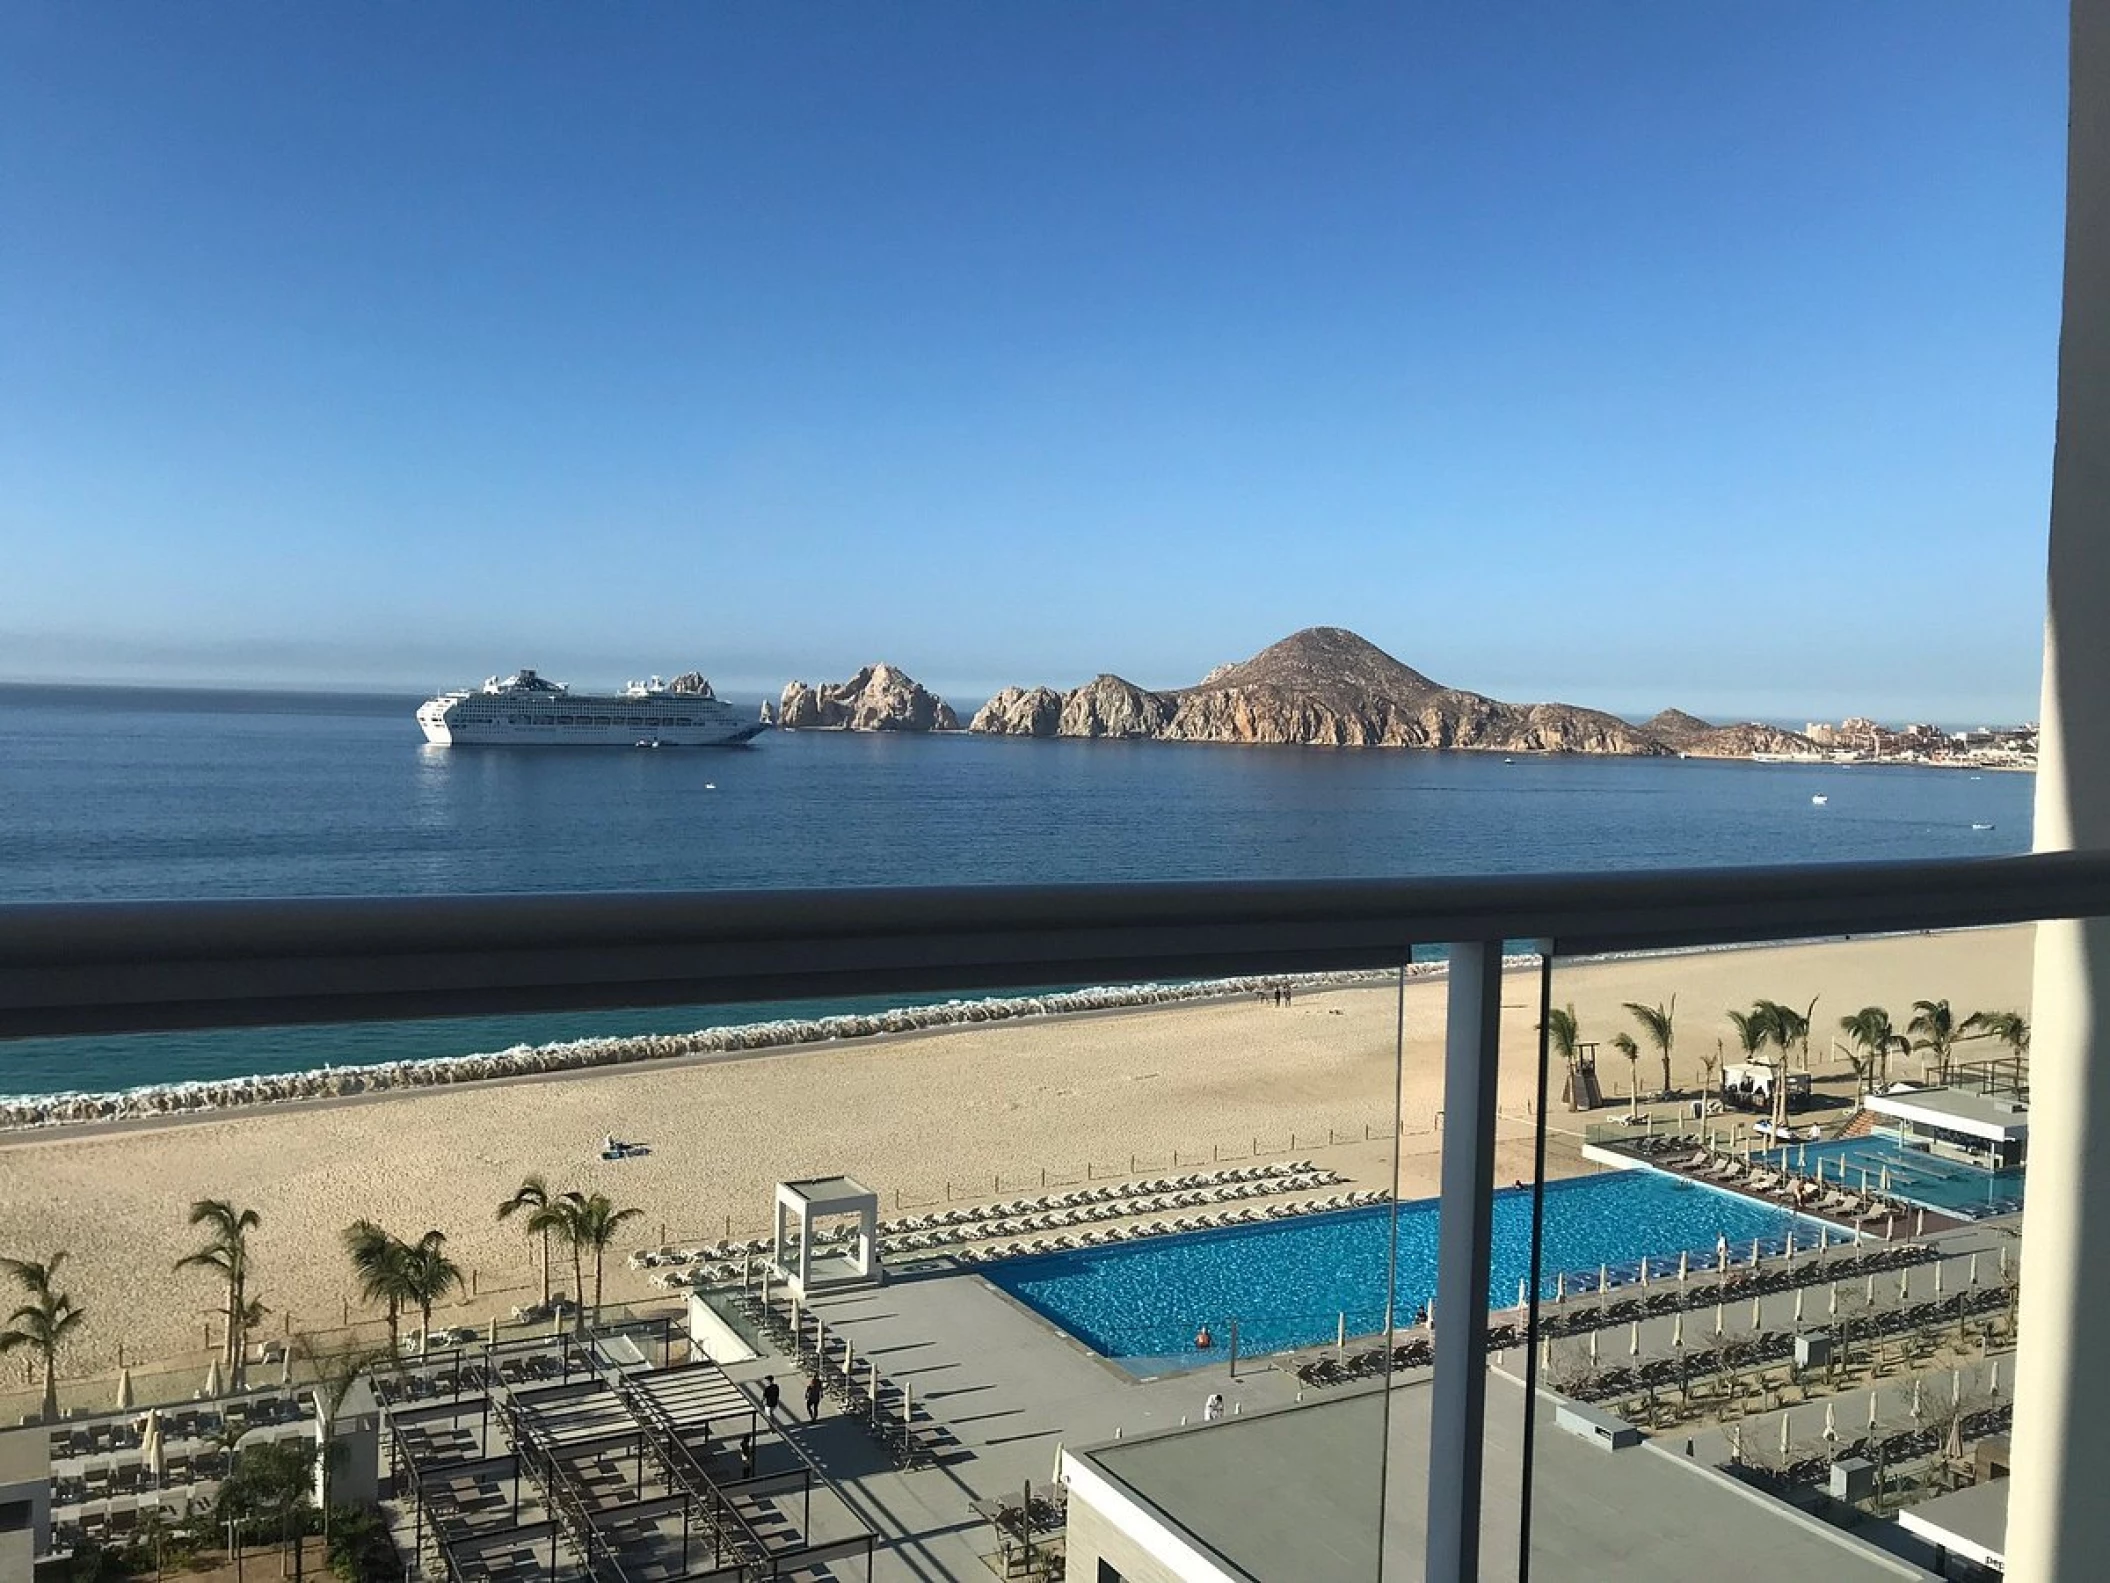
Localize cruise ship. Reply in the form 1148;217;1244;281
416;670;770;747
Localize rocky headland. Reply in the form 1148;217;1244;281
968;627;1819;758
778;663;960;732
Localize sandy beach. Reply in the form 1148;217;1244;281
0;926;2034;1388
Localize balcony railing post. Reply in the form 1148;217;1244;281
1425;939;1503;1583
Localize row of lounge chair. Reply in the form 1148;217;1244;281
629;1160;1347;1272
740;1291;934;1470
1680;1148;1920;1225
949;1190;1390;1264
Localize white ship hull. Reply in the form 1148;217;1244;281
417;669;769;748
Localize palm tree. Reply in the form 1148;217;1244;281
560;1191;645;1322
1963;1010;2031;1060
342;1220;409;1354
1839;1007;1908;1097
1909;999;1961;1083
497;1174;556;1308
530;1196;583;1319
1752;1000;1803;1136
1795;995;1820;1072
398;1231;465;1353
1622;997;1677;1098
0;1252;85;1423
1543;1004;1582;1068
177;1200;261;1383
1726;1007;1772;1128
1611;1032;1641;1118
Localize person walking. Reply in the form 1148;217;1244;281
762;1375;781;1421
805;1374;823;1421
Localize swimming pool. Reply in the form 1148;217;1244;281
1761;1135;2025;1219
983;1170;1829;1373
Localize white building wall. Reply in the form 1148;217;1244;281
2008;3;2110;1575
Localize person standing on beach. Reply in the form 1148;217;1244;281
763;1375;781;1421
805;1374;823;1420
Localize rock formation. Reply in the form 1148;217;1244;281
969;686;1065;737
778;664;960;732
970;626;1811;758
758;699;776;725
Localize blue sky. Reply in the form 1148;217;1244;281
0;4;2068;723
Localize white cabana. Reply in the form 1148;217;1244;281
772;1176;883;1298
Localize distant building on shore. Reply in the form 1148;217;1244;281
1801;715;2038;768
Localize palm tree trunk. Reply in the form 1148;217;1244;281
594;1249;605;1318
386;1297;400;1354
41;1351;56;1424
1661;1051;1672;1098
420;1300;433;1355
571;1247;585;1331
539;1229;551;1307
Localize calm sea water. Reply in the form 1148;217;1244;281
0;685;2031;1097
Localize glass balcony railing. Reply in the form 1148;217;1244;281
0;850;2097;1581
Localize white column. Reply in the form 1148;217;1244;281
1424;942;1502;1583
2009;7;2110;1575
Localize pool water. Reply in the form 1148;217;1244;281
984;1170;1827;1373
1761;1135;2025;1219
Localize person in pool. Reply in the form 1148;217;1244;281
1194;1323;1214;1350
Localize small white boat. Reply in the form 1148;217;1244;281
1973;822;1996;831
1811;794;1829;806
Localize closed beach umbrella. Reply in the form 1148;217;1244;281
1915;1209;1926;1239
1779;1410;1792;1460
1824;1402;1837;1444
1865;1274;1876;1305
1555;1270;1567;1302
1990;1358;2000;1395
1869;1389;1880;1431
279;1348;292;1388
1599;1263;1610;1300
1751;1296;1762;1330
1785;1231;1796;1264
1639;1257;1650;1288
1999;1245;2010;1279
1672;1313;1684;1349
1829;1281;1839;1317
1677;1251;1689;1286
1052;1441;1065;1487
1935;1262;1945;1295
1946;1414;1964;1463
1731;1422;1744;1463
203;1358;221;1399
489;1315;500;1347
1899;1269;1911;1301
1794;1287;1805;1323
1588;1328;1599;1365
1911;1378;1923;1423
1540;1336;1552;1370
1716;1234;1729;1272
115;1367;133;1412
1880;1164;1892;1193
1750;1238;1762;1267
1715;1302;1725;1336
1969;1253;1981;1286
1629;1320;1640;1357
1517;1278;1529;1312
143;1411;165;1480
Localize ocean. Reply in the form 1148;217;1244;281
0;684;2032;1099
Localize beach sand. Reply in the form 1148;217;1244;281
0;926;2033;1385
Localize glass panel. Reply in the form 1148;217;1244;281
1523;924;2029;1582
0;957;1414;1580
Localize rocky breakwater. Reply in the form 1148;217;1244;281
971;626;1690;754
0;970;1431;1132
779;663;960;731
1639;709;1822;759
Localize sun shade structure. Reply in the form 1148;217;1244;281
772;1177;883;1298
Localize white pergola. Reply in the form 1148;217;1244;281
772;1176;883;1297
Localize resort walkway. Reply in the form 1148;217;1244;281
719;1266;1305;1577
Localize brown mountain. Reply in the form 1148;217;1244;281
970;627;1781;757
